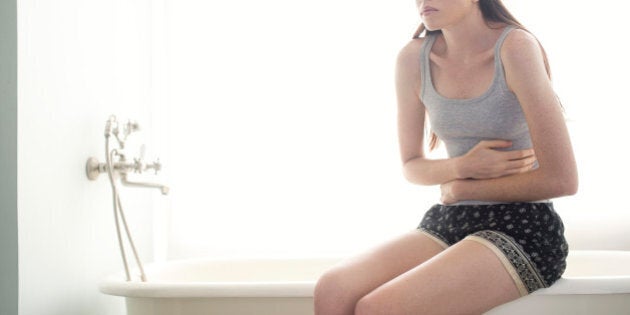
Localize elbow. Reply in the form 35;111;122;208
548;169;579;197
402;164;420;185
402;160;429;185
566;173;579;196
555;177;578;197
564;174;579;196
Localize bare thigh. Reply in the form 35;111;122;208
314;230;446;315
355;239;522;315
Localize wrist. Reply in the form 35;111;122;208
453;156;468;179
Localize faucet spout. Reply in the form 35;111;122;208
120;174;170;195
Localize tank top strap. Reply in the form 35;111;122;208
419;33;438;102
421;27;516;101
493;25;517;87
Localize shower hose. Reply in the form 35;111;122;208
104;119;147;282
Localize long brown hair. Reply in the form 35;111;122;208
413;0;552;151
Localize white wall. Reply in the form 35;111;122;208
164;0;424;260
8;2;630;313
164;0;630;260
17;0;163;314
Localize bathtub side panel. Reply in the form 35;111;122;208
486;294;630;315
126;297;314;315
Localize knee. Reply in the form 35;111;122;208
354;293;388;315
313;269;354;315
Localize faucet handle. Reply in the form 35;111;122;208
133;157;145;173
146;159;162;175
132;144;146;173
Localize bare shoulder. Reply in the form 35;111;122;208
396;38;425;69
500;28;545;68
500;28;551;95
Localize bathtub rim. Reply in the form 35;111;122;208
99;250;630;298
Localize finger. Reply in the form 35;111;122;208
499;163;535;177
505;155;537;170
480;140;513;149
515;162;536;173
500;159;537;178
500;168;523;177
505;148;535;160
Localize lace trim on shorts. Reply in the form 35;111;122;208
417;229;450;249
465;230;547;296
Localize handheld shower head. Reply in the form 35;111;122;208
105;115;117;138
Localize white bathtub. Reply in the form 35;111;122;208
100;250;630;315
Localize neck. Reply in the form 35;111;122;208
439;9;497;58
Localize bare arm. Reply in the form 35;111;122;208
441;30;578;203
396;39;535;186
396;39;462;185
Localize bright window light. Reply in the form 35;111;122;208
160;0;630;259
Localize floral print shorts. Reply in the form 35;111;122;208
418;202;569;296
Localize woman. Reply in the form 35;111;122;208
314;0;577;314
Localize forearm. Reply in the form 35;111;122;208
452;168;578;202
403;156;465;186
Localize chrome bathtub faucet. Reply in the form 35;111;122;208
86;115;169;282
86;117;169;195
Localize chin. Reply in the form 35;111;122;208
422;21;441;32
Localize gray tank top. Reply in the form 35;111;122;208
420;26;533;158
420;26;544;205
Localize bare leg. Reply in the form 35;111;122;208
313;230;446;315
355;239;522;315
